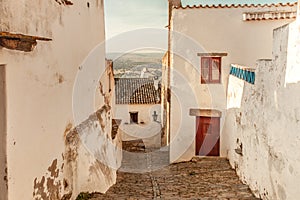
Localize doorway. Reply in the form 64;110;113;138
196;116;220;156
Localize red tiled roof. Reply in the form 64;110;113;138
174;2;297;9
115;78;161;104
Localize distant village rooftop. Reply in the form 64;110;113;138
115;78;161;104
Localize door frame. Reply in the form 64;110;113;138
195;116;220;156
189;109;222;157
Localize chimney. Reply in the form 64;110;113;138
169;0;181;8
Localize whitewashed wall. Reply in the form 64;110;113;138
225;21;300;200
0;65;7;200
64;107;122;199
0;0;121;199
169;4;297;162
115;104;161;148
114;104;161;125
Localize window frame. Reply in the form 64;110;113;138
201;57;221;84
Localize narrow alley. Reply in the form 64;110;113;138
89;141;258;200
1;1;300;200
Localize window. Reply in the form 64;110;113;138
129;112;138;124
201;57;221;84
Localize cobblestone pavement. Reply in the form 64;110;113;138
89;141;259;200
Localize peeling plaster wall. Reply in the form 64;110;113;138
0;0;116;199
225;22;300;200
169;5;297;162
64;108;122;199
0;65;7;200
161;53;170;146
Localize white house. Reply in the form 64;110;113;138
163;1;297;162
0;1;121;199
114;78;162;148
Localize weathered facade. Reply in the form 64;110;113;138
164;1;298;162
0;0;121;199
224;2;300;199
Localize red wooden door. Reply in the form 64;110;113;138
196;116;220;156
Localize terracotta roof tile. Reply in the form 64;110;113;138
115;78;161;104
174;2;297;9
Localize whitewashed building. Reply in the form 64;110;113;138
164;0;300;199
0;1;121;200
163;1;297;162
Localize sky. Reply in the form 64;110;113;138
104;0;168;38
104;0;296;52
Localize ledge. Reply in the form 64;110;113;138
197;53;228;57
189;109;222;117
174;2;297;10
0;32;51;52
243;11;297;21
54;0;73;5
257;59;273;61
231;63;255;72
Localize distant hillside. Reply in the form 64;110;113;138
106;52;164;78
106;52;164;70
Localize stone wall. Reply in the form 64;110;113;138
225;22;300;199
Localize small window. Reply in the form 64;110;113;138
129;112;138;124
201;57;221;84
